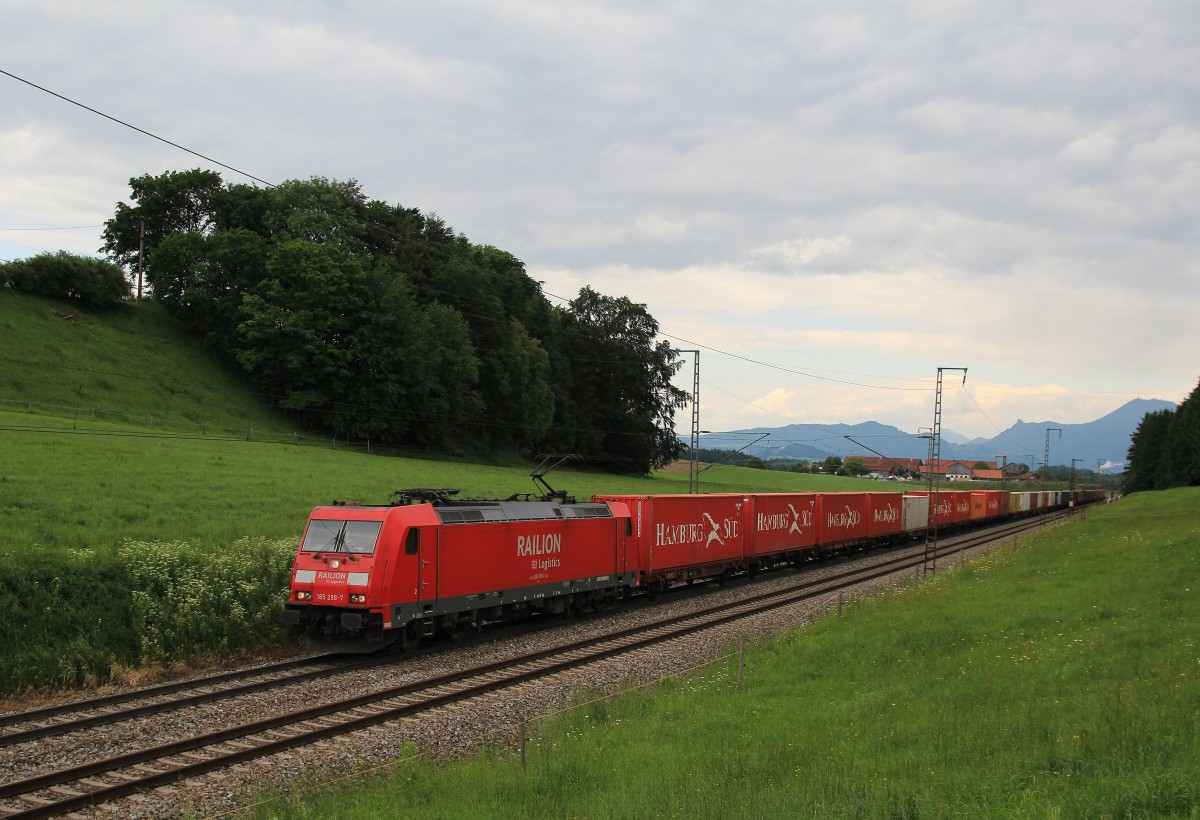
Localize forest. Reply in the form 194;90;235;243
1124;378;1200;492
2;169;688;473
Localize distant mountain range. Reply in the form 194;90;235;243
698;398;1177;470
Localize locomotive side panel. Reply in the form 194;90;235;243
434;516;624;603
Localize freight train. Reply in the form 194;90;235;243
282;486;1105;652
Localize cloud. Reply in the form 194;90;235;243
1;0;1196;441
751;236;852;271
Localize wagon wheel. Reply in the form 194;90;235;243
403;621;423;652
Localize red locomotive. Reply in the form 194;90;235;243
282;485;1105;652
283;489;636;652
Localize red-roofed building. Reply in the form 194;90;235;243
923;460;1000;481
846;456;923;476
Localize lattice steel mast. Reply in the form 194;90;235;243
678;350;701;494
924;366;967;575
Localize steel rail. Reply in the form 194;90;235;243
0;654;338;731
0;654;397;748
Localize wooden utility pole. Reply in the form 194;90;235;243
136;219;145;300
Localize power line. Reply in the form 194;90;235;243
661;332;932;392
0;224;104;231
957;384;1043;455
1;68;276;188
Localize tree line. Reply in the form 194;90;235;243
1124;379;1200;493
4;169;688;473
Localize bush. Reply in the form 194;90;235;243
0;550;140;692
117;537;297;662
2;251;130;307
0;538;297;694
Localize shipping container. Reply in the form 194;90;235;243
866;492;905;537
951;491;972;522
906;490;954;527
970;490;1002;520
746;493;819;558
902;494;930;532
592;493;748;585
817;492;869;545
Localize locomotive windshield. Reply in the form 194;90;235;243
300;519;382;555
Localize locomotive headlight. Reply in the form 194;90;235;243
348;593;367;604
296;591;312;601
329;558;342;569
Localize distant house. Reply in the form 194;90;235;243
848;456;922;477
1003;463;1038;482
923;459;973;480
922;459;1002;481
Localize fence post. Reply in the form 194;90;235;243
838;591;844;619
520;721;527;769
737;639;745;690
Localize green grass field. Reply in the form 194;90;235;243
0;411;889;558
244;488;1200;819
0;291;293;438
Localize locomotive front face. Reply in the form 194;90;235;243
282;508;401;652
292;517;381;607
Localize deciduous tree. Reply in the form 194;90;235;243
1;251;129;307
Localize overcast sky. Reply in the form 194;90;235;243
2;1;1196;454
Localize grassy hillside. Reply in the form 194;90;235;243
248;488;1200;819
0;291;889;693
0;290;294;438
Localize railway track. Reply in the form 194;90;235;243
0;654;361;748
0;509;1075;818
0;600;626;747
